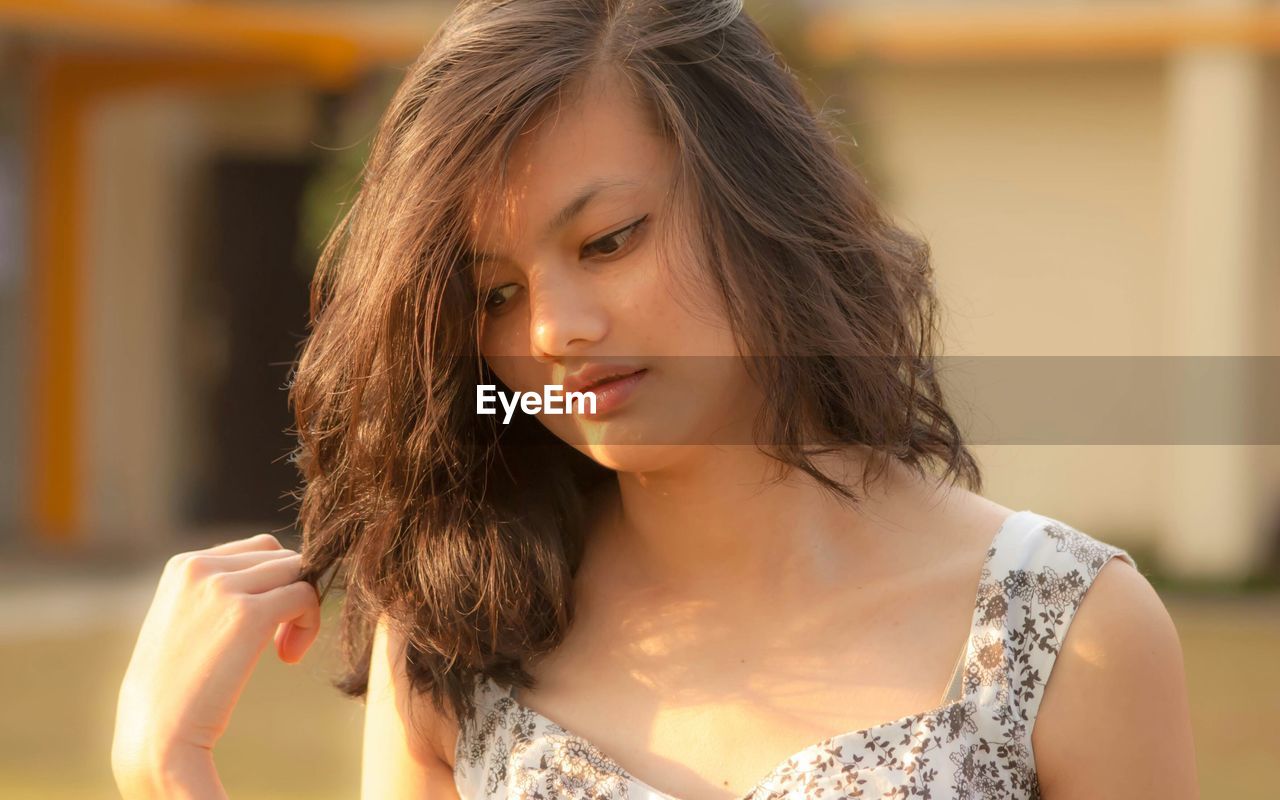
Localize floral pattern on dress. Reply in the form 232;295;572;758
453;511;1136;800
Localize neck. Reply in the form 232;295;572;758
596;445;947;602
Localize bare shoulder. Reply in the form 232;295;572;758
363;613;463;798
1033;556;1200;799
924;483;1020;555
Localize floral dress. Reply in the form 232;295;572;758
453;510;1137;799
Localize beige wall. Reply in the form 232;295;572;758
848;56;1277;577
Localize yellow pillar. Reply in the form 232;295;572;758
1161;0;1270;580
27;55;82;544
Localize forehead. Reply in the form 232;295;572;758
467;70;672;250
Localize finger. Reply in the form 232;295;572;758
168;548;296;584
274;620;294;660
275;616;319;665
261;582;322;663
222;552;305;594
197;548;298;575
200;532;286;556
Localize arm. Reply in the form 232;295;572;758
112;533;320;800
1034;558;1200;799
112;746;227;800
363;613;462;799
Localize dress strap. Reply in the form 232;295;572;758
960;511;1138;757
940;641;967;705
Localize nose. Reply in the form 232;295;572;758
528;270;608;362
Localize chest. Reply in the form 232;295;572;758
461;572;977;800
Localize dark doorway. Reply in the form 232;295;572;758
182;154;317;533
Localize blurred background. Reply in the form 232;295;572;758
0;0;1277;797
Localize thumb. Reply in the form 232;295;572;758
275;617;320;664
266;580;322;665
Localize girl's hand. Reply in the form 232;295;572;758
112;533;322;782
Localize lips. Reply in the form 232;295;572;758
562;365;647;395
575;368;648;418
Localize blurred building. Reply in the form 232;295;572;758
0;0;441;556
0;0;1276;581
800;0;1280;582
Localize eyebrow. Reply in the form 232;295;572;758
471;177;641;264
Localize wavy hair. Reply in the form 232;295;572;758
289;0;982;733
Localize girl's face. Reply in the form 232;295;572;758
470;70;761;472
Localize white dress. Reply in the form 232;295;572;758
453;509;1137;799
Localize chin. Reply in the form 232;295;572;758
541;412;701;472
540;395;753;471
583;437;737;473
574;441;706;474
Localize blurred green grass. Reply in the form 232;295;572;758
1;591;1276;799
0;596;364;799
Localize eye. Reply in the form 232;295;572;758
482;284;520;315
582;215;648;260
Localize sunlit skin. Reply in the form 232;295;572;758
470;81;760;471
453;66;1199;800
106;65;1199;800
468;67;968;602
468;69;926;609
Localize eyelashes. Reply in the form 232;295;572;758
581;214;648;259
482;284;520;313
480;214;650;315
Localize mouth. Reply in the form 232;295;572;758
581;369;645;393
575;368;649;418
563;366;648;395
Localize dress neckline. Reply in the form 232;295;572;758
480;508;1033;800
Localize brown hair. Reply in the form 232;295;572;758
289;0;981;734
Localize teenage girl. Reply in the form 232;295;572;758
112;2;1198;798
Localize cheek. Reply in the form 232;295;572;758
645;263;738;357
480;326;540;393
486;357;543;395
480;311;528;359
608;240;729;353
480;300;524;341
